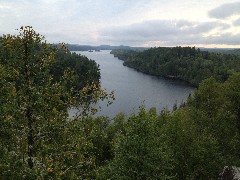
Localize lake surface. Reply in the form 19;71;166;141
71;50;195;118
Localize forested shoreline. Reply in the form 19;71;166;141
1;27;240;179
111;47;240;86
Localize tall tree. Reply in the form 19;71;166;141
0;26;112;178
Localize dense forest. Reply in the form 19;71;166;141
111;47;240;86
0;27;240;179
52;50;100;93
202;48;240;55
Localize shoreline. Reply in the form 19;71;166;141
122;62;198;88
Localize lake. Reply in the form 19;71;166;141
70;50;195;118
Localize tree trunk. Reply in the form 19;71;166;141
237;108;240;133
27;108;34;169
24;37;34;169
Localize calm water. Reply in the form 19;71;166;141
71;50;195;117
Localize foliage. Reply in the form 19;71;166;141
51;50;101;93
99;108;175;180
111;47;240;86
99;74;240;179
0;26;113;178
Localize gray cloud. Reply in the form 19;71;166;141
205;33;240;45
233;18;240;26
99;19;232;46
0;0;239;47
208;1;240;19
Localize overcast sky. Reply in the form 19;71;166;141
1;0;240;47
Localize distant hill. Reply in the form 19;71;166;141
61;44;240;55
65;44;148;51
200;48;240;55
228;49;240;55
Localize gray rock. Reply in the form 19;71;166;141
219;166;240;180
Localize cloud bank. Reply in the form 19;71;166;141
208;1;240;19
0;0;239;47
99;19;235;46
234;18;240;26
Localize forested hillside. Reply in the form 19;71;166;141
99;73;240;179
65;44;148;51
202;48;240;55
52;50;100;93
111;47;240;86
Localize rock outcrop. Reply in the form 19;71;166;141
219;166;240;180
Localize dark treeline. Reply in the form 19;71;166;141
65;44;148;51
51;50;100;93
111;47;240;86
0;42;100;94
66;44;130;51
202;48;240;55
